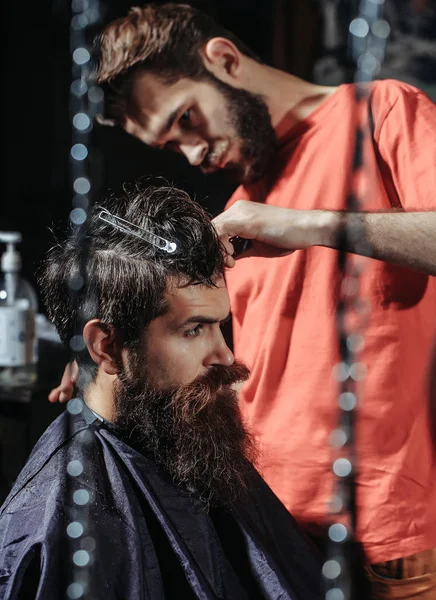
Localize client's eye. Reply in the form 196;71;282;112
185;324;203;338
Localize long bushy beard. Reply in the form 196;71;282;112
113;361;257;509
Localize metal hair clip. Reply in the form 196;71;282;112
98;209;177;254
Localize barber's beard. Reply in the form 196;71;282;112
113;360;257;509
209;75;277;183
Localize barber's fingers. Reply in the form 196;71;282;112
220;237;236;268
48;360;78;403
212;200;257;241
48;385;72;403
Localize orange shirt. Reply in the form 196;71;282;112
225;80;436;563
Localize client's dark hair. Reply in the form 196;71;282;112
39;182;225;388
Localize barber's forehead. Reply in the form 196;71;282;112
125;73;193;140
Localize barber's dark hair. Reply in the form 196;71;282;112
39;182;225;388
93;3;261;125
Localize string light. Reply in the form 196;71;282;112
324;1;390;598
66;0;102;597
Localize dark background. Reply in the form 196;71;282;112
0;0;435;498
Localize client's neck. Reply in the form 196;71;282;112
84;371;116;422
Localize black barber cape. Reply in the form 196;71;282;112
0;405;322;599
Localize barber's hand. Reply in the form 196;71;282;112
212;200;336;265
213;200;297;255
48;360;78;403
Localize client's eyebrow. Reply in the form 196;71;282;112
180;312;231;328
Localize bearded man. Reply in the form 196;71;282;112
0;184;322;600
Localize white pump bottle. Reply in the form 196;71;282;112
0;231;38;389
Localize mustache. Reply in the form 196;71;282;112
167;361;250;422
202;153;219;170
202;140;229;170
194;361;249;393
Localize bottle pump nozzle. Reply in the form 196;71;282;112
0;231;22;273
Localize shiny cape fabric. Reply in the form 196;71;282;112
0;406;323;599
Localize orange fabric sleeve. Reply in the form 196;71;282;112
373;83;436;210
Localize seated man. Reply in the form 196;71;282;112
0;184;322;600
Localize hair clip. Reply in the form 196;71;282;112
98;209;177;254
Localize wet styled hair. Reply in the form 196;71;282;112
39;181;225;387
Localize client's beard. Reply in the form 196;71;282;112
113;360;257;509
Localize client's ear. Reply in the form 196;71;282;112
82;320;121;376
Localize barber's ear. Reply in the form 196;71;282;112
203;37;241;79
82;320;122;376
